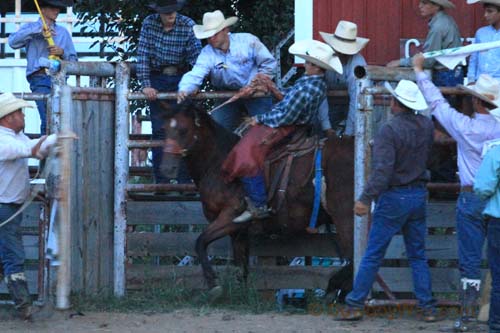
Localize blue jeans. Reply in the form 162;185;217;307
149;73;191;184
241;173;267;208
456;192;487;279
432;67;464;87
346;187;435;310
488;218;500;333
0;204;25;276
27;74;52;134
211;96;272;131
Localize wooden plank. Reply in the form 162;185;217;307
21;202;43;228
0;269;38;295
127;201;207;225
386;235;457;260
375;268;488;293
427;202;456;228
127;233;340;257
126;265;341;290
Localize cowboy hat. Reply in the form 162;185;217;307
384;80;428;111
0;93;33;119
288;40;343;74
459;74;500;108
428;0;456;8
467;0;500;5
319;21;370;55
490;108;500;123
39;0;73;10
193;10;238;39
147;0;184;14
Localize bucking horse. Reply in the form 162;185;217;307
160;100;355;300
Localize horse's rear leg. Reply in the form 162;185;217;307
231;230;249;284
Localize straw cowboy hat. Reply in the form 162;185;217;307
319;21;370;55
459;74;500;108
467;0;500;5
193;10;238;39
147;0;184;14
384;80;428;111
39;0;73;10
288;40;343;74
428;0;456;8
0;93;33;119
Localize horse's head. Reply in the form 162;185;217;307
160;101;204;179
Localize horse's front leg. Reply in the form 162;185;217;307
231;230;249;284
195;209;243;299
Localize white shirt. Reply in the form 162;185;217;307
0;126;39;204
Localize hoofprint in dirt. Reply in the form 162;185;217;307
0;309;483;333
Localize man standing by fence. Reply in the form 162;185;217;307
414;53;500;332
0;93;56;320
8;0;77;135
177;9;277;132
336;79;438;322
137;0;201;185
474;130;500;333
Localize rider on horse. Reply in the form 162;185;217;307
221;39;343;223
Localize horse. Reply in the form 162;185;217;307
159;101;355;299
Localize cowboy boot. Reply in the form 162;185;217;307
440;278;482;332
5;272;34;320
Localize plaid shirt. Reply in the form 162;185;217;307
256;75;327;128
137;13;201;88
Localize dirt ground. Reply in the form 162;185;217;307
0;308;488;333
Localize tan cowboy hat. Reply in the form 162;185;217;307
459;74;500;108
429;0;456;8
289;39;343;74
193;10;238;39
384;80;428;111
319;21;369;55
467;0;500;5
0;93;33;119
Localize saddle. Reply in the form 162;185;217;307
264;127;319;213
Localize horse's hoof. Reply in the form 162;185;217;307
207;286;223;302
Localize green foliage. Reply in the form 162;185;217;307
74;0;294;61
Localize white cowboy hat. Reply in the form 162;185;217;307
429;0;456;8
467;0;500;5
193;10;238;40
459;74;500;108
384;80;428;111
289;40;343;74
0;93;33;119
319;21;370;55
490;108;500;123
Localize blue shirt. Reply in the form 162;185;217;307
474;144;500;218
256;75;327;128
8;19;77;77
467;25;500;83
178;33;277;93
137;13;201;88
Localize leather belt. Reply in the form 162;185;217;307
154;66;182;75
460;185;473;192
390;182;426;190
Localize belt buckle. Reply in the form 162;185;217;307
162;66;177;75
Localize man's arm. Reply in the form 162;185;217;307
317;98;332;131
185;30;202;67
178;47;212;96
0;136;48;161
59;28;78;62
252;35;277;77
8;22;42;49
474;147;500;200
255;89;308;128
467;31;480;84
358;125;396;205
136;22;153;89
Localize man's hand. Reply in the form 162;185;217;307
243;116;258;127
386;60;401;68
31;135;48;159
413;53;425;73
177;91;189;104
48;45;64;57
354;200;370;216
143;87;158;101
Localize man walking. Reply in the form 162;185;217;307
335;79;438;321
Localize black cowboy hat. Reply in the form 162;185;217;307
147;0;184;13
39;0;74;10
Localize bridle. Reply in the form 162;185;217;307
162;114;200;157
